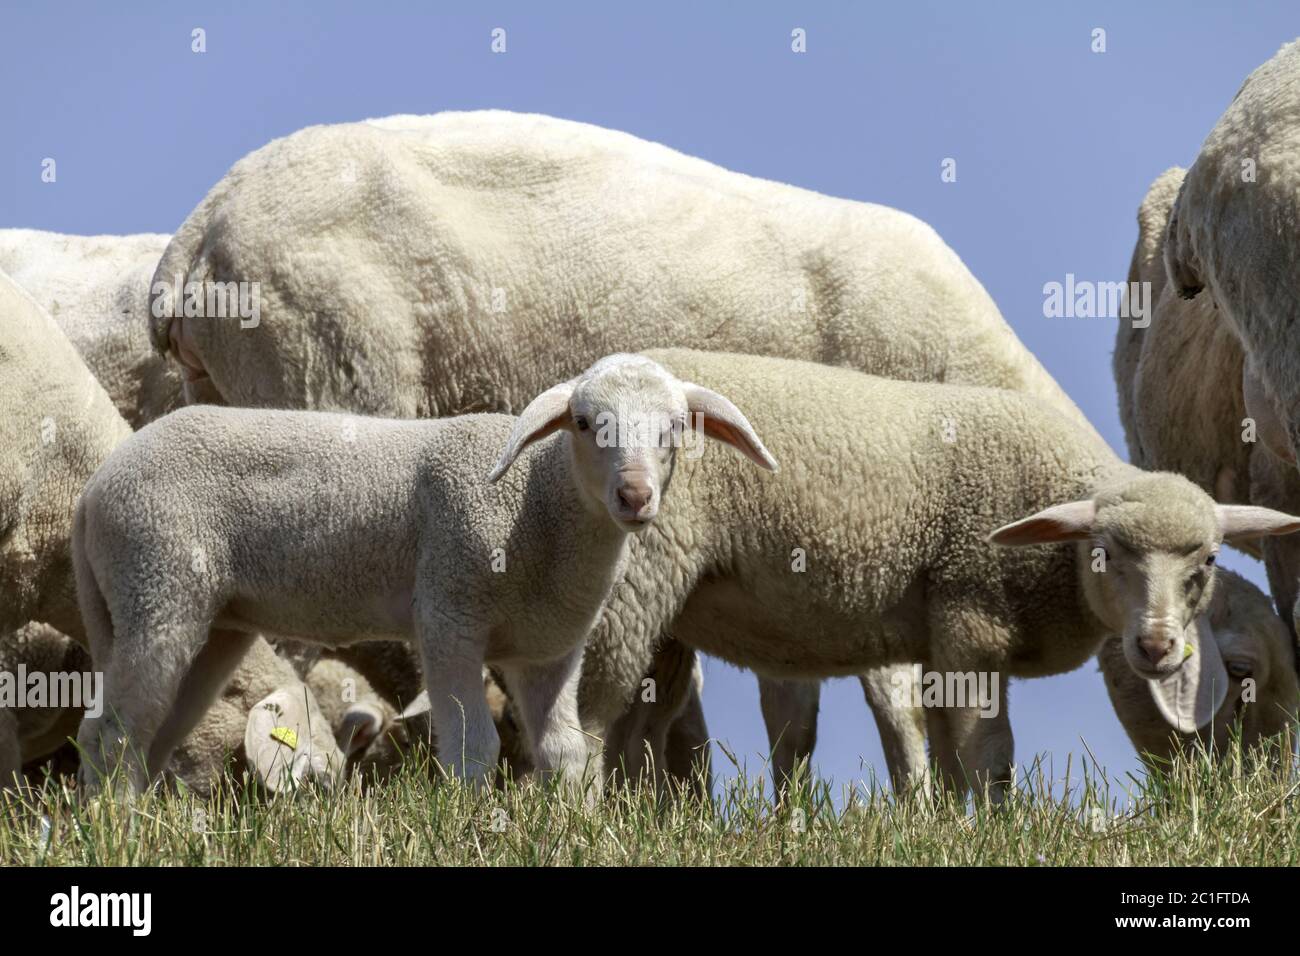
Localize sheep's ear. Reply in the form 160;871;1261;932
988;500;1096;546
1148;617;1228;734
682;383;779;472
338;703;386;758
1214;504;1300;543
489;381;575;482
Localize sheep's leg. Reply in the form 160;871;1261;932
416;633;498;786
77;615;213;796
860;666;932;798
925;707;972;802
665;683;712;800
146;628;258;776
499;646;592;794
757;676;819;792
933;680;1013;806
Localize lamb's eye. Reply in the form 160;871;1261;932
575;416;589;432
1226;660;1252;680
1205;553;1217;567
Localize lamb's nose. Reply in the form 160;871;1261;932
1139;636;1172;665
617;483;654;518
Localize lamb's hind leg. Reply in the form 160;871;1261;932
757;676;819;792
146;628;258;775
77;612;215;797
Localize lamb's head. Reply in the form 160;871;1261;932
489;354;778;532
992;472;1300;732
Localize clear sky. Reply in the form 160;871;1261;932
3;1;1297;798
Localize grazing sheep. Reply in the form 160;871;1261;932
72;353;776;794
0;623;90;788
170;636;344;795
1164;41;1300;480
1099;569;1298;765
575;349;1300;801
146;111;1101;789
0;230;180;428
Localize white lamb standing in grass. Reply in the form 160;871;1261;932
0;230;181;429
71;353;776;795
145;110;1101;792
0;269;341;792
578;350;1300;802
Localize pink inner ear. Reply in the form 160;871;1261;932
700;416;767;469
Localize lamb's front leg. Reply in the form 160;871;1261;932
416;632;499;786
499;645;593;795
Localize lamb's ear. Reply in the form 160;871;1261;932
1148;617;1228;734
489;381;575;482
338;703;386;758
1214;504;1300;542
988;500;1096;546
682;383;779;472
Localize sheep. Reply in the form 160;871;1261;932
71;353;777;795
572;349;1300;801
1164;41;1300;503
0;230;181;429
1099;568;1298;766
146;110;1102;789
171;636;344;795
0;269;130;643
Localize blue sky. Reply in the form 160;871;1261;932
3;1;1297;797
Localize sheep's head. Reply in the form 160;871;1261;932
1101;572;1299;756
991;472;1300;732
489;353;778;532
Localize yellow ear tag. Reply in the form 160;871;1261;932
1183;643;1195;661
270;726;299;749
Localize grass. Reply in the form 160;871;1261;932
2;739;1297;866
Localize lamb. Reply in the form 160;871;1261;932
145;110;1102;789
573;349;1300;801
0;230;181;428
1164;41;1300;505
71;353;776;794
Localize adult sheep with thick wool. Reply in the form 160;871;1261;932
71;353;776;795
577;349;1300;800
1112;168;1254;510
0;230;181;429
145;110;1099;790
1164;41;1300;480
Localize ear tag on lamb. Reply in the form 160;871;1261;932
1148;617;1229;734
270;726;299;749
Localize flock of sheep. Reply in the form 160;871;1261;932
4;38;1300;807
